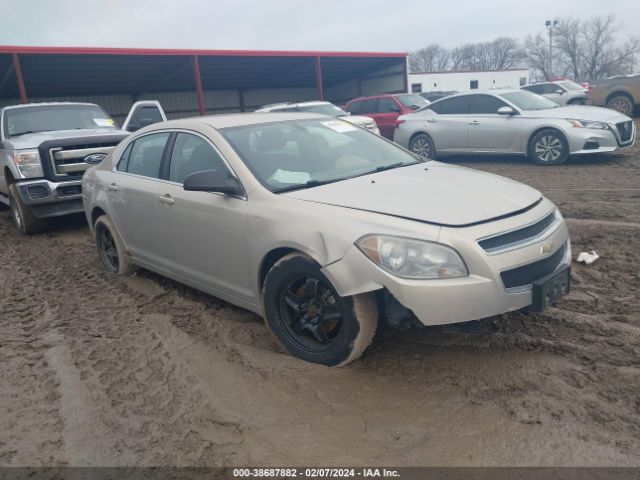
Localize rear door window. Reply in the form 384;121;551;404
347;100;363;114
378;98;400;113
360;99;379;114
430;96;469;114
124;132;170;179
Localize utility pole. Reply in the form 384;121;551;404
545;20;558;80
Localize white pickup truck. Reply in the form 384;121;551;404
0;100;165;234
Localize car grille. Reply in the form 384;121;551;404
500;244;566;290
616;121;633;144
478;211;557;253
49;142;119;177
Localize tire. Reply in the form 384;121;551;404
262;253;378;367
94;215;136;275
409;133;437;160
8;183;46;235
606;94;634;116
528;129;569;166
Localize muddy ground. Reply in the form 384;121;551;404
1;121;639;467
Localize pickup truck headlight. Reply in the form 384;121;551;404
567;119;608;130
14;149;44;178
356;235;468;279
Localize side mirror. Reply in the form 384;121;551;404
410;104;421;110
497;106;516;116
556;89;565;95
183;170;243;196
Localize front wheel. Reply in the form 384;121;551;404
528;129;569;166
409;133;437;160
8;183;46;235
263;253;378;366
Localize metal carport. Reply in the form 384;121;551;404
0;46;408;122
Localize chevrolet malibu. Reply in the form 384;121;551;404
394;89;635;165
83;112;571;366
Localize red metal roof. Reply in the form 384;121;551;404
0;45;407;58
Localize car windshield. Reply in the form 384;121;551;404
557;80;584;91
298;104;348;117
396;94;430;109
3;104;116;137
499;91;560;110
221;119;423;192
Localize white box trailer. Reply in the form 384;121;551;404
409;68;530;93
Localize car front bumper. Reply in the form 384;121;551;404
567;122;636;155
322;200;571;326
15;179;84;218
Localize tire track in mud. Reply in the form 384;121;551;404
0;125;639;467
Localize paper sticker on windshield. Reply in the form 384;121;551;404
269;169;311;184
321;120;358;133
94;118;114;127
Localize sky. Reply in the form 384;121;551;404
0;0;638;52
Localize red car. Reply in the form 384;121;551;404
344;93;429;139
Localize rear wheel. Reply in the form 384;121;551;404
263;253;378;366
8;183;46;235
94;215;136;275
528;129;569;166
409;133;437;160
606;95;634;116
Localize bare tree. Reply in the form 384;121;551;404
523;33;550;80
409;44;451;72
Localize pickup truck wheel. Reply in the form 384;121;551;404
94;215;136;275
8;183;46;235
606;95;634;116
263;253;378;367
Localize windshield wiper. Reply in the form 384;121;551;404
273;178;340;193
10;129;54;137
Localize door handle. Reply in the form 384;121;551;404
468;120;480;125
426;118;437;123
107;183;119;192
158;194;175;205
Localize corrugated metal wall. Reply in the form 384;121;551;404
0;62;406;120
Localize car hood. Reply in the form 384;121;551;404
340;115;376;126
282;162;542;227
526;105;631;122
7;128;128;149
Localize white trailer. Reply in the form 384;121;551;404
409;68;530;93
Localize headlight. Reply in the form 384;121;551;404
567;119;608;130
356;235;468;279
13;149;43;178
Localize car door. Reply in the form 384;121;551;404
543;83;567;104
375;97;402;139
424;95;470;152
466;94;522;152
154;131;252;301
107;131;171;265
122;100;168;132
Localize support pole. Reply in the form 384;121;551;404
403;57;409;93
192;55;206;115
315;56;324;100
12;53;28;104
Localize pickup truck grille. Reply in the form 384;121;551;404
478;211;557;253
500;244;566;290
616;121;634;144
49;142;119;177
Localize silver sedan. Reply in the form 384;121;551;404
394;89;635;165
83;112;570;366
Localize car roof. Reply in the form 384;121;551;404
151;112;328;130
347;93;408;102
263;101;331;109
